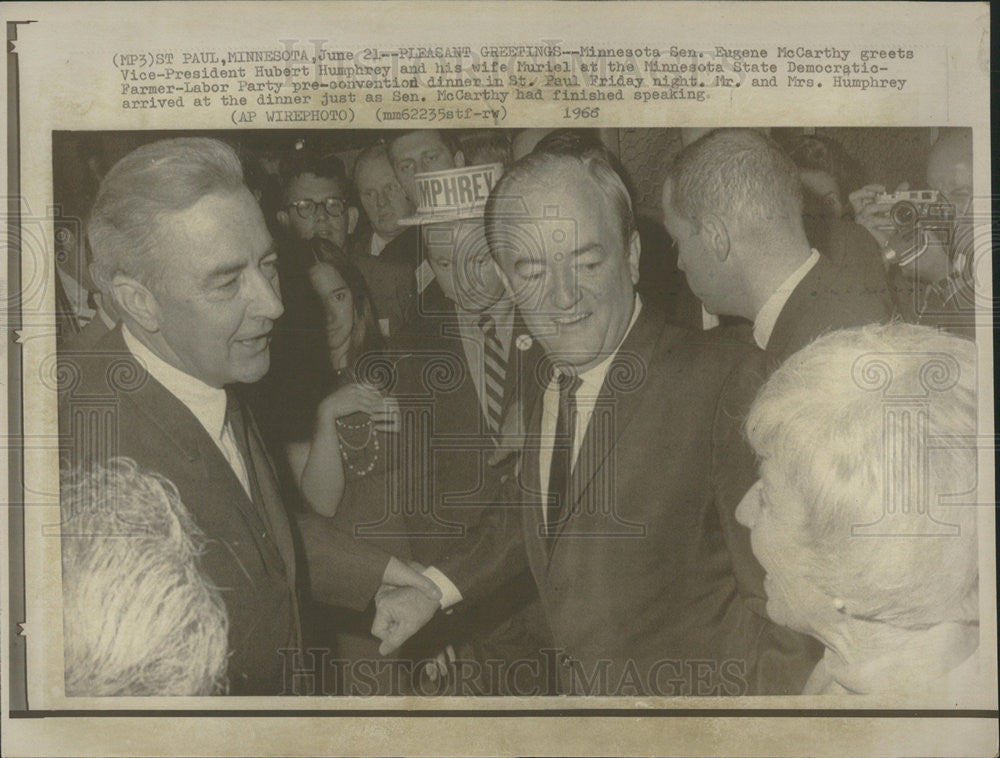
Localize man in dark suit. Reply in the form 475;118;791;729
370;151;819;695
384;130;470;319
348;143;418;337
367;163;548;692
661;129;896;372
60;137;439;695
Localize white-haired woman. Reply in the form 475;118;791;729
736;322;980;695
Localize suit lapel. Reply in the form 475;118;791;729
548;305;668;547
519;379;552;572
765;256;829;367
104;329;285;567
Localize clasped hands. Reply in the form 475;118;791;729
373;557;442;655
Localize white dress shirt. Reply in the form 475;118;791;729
538;294;642;526
369;231;389;258
57;267;96;326
752;250;820;350
123;326;252;498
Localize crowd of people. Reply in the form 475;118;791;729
55;127;981;697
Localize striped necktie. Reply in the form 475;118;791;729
478;314;507;436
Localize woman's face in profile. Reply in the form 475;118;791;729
308;262;355;352
735;477;827;636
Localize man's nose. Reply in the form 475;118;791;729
549;264;579;310
248;269;284;322
735;482;761;529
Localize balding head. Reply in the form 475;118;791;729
664;128;803;234
927;128;973;214
661;129;812;320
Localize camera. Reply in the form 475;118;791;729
872;190;955;267
873;189;955;232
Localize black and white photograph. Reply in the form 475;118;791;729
1;2;995;756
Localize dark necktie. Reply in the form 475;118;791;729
225;390;277;548
546;370;582;539
478;314;507;436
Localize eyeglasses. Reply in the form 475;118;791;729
287;197;347;220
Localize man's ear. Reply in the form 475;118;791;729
701;214;731;262
347;206;360;236
453;150;466;168
627;229;641;286
277;209;290;230
110;274;161;333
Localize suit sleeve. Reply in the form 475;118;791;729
710;353;767;606
436;473;530;605
711;352;823;694
294;511;392;611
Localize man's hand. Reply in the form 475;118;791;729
381;556;442;602
371;585;440;655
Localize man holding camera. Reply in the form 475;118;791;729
661;129;896;371
850;128;976;339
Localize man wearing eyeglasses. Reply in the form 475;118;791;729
277;152;358;249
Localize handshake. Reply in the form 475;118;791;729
373;557;445;655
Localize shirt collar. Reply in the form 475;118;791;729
122;325;229;442
370;232;389;257
458;295;514;330
559;293;643;395
57;267;92;316
752;249;820;350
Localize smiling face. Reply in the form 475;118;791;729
356;154;413;240
147;188;283;387
493;176;639;373
735;474;830;636
423;218;504;313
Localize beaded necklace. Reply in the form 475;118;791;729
335;414;380;476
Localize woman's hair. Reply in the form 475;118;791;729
307;237;384;375
781;133;865;220
60;458;229;696
745;322;978;628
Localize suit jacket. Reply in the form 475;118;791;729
59;327;389;693
766;252;897;370
348;231;418;338
390;303;545;563
440;305;820;695
378;225;421;272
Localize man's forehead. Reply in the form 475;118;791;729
288;172;344;198
356;156;394;185
423;218;484;249
393;132;447;156
161;190;271;268
497;176;605;228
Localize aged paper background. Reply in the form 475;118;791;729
0;1;995;755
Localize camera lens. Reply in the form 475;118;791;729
890;201;918;229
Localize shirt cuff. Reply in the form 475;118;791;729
423;566;463;610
